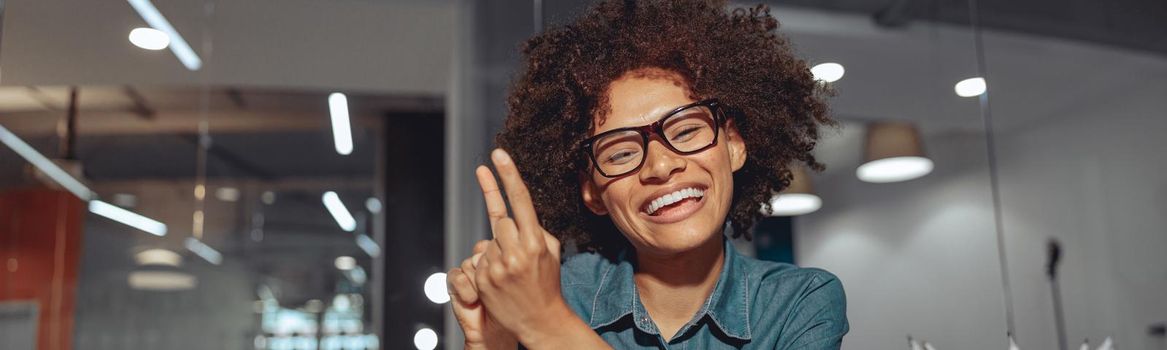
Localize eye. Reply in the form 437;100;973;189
669;125;703;142
605;149;640;165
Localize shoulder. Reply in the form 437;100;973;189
736;257;848;347
737;256;846;322
560;250;617;287
558;251;621;319
742;256;845;300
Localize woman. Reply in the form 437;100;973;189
446;1;847;349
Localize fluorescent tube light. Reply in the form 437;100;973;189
184;237;223;265
126;0;202;70
322;191;357;231
356;234;381;258
0;124;94;200
328;93;353;155
89;200;168;236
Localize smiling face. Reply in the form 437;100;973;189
581;69;747;258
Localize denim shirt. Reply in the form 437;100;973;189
559;237;848;349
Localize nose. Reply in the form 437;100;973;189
638;139;685;183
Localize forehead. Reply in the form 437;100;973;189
594;69;696;134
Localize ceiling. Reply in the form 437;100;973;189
767;0;1167;57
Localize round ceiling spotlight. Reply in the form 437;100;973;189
761;166;822;216
128;27;170;50
423;272;450;304
954;77;986;97
810;62;845;83
857;122;934;183
413;328;438;350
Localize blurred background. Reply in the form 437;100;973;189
0;0;1162;350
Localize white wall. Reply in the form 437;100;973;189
989;49;1167;350
797;128;1009;349
795;28;1167;350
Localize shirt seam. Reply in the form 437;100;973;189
588;262;616;326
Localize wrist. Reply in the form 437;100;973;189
515;300;573;348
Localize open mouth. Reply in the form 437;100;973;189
644;186;706;217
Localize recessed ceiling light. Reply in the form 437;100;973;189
954;77;986;97
811;62;845;83
128;27;170;50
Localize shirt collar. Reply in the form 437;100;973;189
585;237;753;341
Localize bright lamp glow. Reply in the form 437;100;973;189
322;191;357;231
128;270;196;291
89;200;168;236
126;0;202;70
0;124;94;200
954;77;986;97
135;249;182;267
856;156;934;183
355;234;381;258
413;328;438;350
810;62;845;83
764;193;822;216
335;256;356;271
328;93;353;155
184;238;223;265
424;273;450;304
365;197;382;213
128;27;169;50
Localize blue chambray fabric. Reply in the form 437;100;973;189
559;237;848;349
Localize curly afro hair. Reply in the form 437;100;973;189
496;0;834;255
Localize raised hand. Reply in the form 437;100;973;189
447;240;517;349
472;149;573;346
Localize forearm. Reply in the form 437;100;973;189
515;303;613;350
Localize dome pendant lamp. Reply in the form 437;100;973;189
857;122;933;183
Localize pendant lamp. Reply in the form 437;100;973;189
857;122;933;183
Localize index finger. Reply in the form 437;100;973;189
490;149;540;233
475;165;508;233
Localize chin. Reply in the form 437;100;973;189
630;223;723;256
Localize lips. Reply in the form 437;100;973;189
640;183;709;216
645;187;705;215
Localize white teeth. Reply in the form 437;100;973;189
646;187;705;215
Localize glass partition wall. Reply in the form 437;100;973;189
975;1;1167;349
6;1;1163;350
0;0;450;349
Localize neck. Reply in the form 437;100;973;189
632;235;726;324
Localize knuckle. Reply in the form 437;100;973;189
504;254;523;268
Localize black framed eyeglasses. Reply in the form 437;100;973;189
580;99;726;178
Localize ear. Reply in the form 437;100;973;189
725;118;748;172
580;175;609;215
